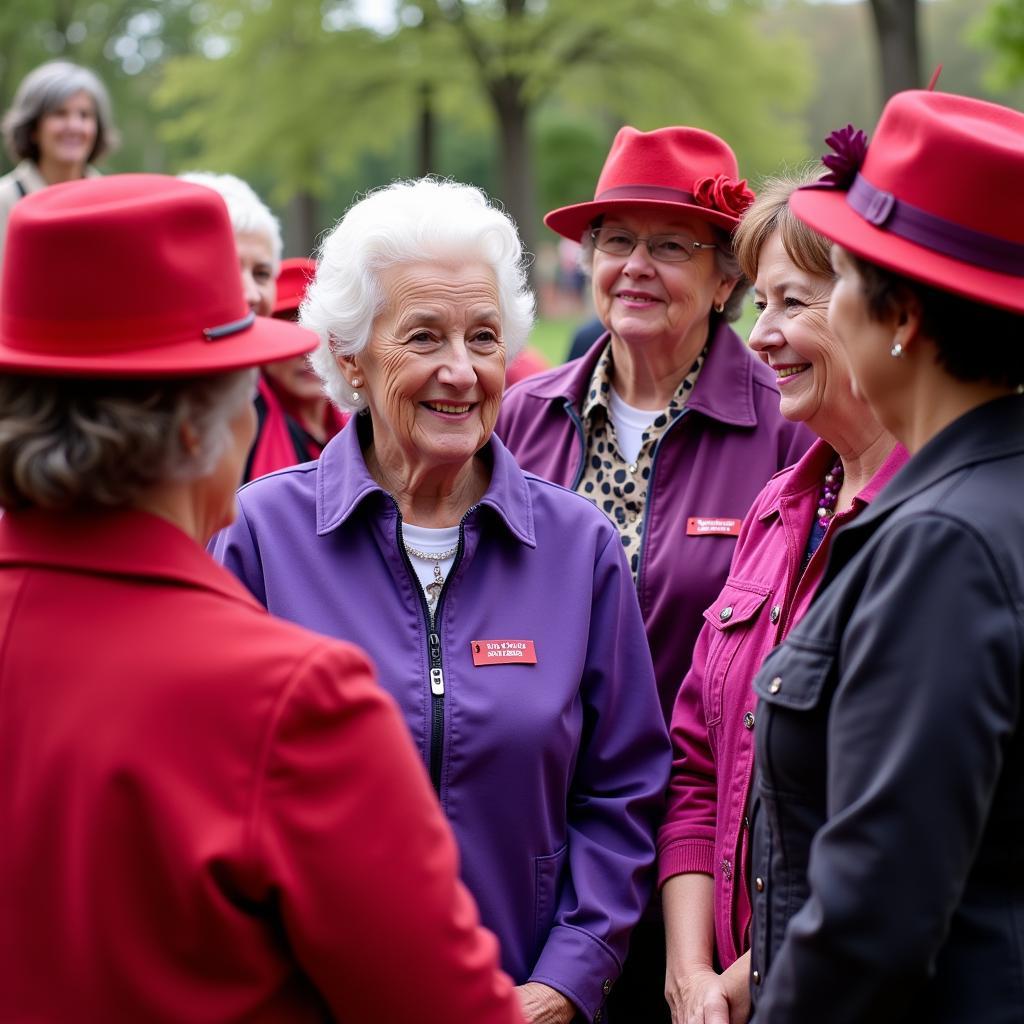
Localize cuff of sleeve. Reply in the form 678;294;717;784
657;838;716;888
529;923;622;1022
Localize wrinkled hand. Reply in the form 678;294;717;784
515;982;576;1024
665;952;751;1024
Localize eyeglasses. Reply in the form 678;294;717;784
590;226;717;263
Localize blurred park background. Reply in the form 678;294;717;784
2;0;1022;363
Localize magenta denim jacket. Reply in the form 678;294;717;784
657;438;907;967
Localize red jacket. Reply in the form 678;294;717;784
0;508;523;1024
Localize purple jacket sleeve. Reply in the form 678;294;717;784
529;530;671;1019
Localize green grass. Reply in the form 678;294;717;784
530;299;759;367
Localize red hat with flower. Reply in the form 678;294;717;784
790;90;1024;314
544;125;755;241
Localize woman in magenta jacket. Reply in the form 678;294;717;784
657;169;907;1024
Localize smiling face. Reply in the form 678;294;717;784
748;231;862;437
591;208;735;355
235;230;276;318
33;90;97;174
343;260;506;486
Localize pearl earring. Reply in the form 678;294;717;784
890;342;904;359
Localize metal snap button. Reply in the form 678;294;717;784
768;676;782;694
770;604;781;624
602;979;612;996
743;711;755;730
755;876;765;892
719;606;733;622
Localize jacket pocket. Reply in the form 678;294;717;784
533;844;568;960
702;580;772;726
753;638;834;711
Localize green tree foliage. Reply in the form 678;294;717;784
155;0;812;255
974;0;1024;85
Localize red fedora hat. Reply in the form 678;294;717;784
0;174;317;376
273;256;317;318
790;90;1024;314
544;125;754;241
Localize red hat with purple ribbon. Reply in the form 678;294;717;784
790;90;1024;314
544;125;755;241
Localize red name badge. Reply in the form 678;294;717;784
471;639;538;666
686;516;742;537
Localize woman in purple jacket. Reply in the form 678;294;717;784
213;178;670;1024
657;170;906;1024
495;125;813;1021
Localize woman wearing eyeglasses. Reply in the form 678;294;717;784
496;126;812;1022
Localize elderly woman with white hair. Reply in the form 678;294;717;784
0;60;118;260
182;172;345;479
214;177;671;1024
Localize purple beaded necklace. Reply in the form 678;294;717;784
815;457;844;532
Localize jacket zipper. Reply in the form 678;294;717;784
394;504;471;795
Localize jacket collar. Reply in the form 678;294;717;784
315;415;537;547
758;436;908;523
841;393;1024;531
514;321;764;428
14;159;101;193
0;506;262;607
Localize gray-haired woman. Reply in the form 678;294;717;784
0;60;118;260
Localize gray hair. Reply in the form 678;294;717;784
579;219;747;324
179;172;282;272
301;177;535;412
0;369;256;512
2;60;118;164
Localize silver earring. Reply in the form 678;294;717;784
714;301;725;314
890;342;904;359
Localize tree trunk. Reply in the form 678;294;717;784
416;80;435;176
868;0;921;101
491;79;538;284
284;190;319;259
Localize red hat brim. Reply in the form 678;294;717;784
790;187;1024;315
0;314;317;378
545;197;739;243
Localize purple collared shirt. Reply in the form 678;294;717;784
496;324;815;723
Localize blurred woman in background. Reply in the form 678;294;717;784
0;60;117;260
180;175;345;479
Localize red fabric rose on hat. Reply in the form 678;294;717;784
693;174;756;219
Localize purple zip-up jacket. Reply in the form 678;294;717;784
212;421;671;1021
495;325;814;722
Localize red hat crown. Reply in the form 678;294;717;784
273;257;317;317
0;174;315;376
545;125;752;241
790;91;1024;313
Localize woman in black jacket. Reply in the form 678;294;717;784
747;89;1024;1024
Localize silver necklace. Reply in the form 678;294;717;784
403;542;459;608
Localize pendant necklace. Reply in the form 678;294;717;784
404;542;459;610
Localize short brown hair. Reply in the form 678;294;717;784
734;168;833;283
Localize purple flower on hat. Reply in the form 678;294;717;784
820;124;869;189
